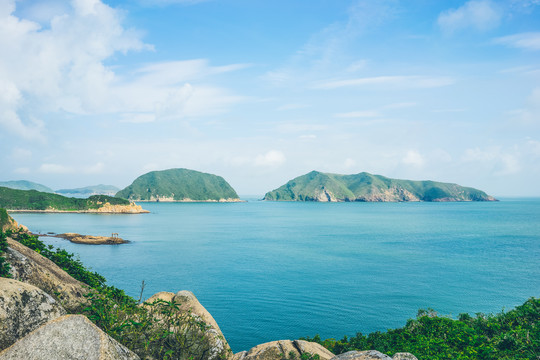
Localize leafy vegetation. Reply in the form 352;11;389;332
264;171;496;202
3;228;227;360
116;168;239;201
0;186;130;211
0;231;11;278
303;302;540;360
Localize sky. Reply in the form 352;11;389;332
0;0;539;196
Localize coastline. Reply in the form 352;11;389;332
134;198;245;203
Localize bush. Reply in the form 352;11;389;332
303;298;540;360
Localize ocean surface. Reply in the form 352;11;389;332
10;198;540;352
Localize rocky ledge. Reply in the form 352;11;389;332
54;232;127;245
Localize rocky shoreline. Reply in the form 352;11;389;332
7;203;149;214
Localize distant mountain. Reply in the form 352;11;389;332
116;168;240;202
56;184;120;198
263;171;497;202
0;180;54;193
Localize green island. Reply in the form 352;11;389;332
1;209;538;360
116;168;241;202
264;171;497;202
0;186;147;213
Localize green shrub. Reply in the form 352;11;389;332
303;298;540;360
0;231;11;278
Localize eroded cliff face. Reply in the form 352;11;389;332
308;187;420;202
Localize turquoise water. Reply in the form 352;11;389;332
10;199;540;352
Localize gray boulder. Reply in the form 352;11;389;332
330;351;392;360
392;353;418;360
6;237;88;312
143;290;232;360
0;314;139;360
0;278;66;350
235;340;335;360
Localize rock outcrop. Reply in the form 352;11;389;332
145;290;232;360
330;351;392;360
235;340;335;360
5;237;88;312
55;232;127;244
0;278;66;350
0;315;140;360
391;353;418;360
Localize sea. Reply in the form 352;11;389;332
9;198;540;353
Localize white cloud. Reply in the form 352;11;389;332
438;0;501;33
39;163;73;174
402;150;425;167
334;110;381;118
255;150;286;167
344;158;356;168
494;32;540;51
0;0;245;139
313;75;455;90
13;167;30;174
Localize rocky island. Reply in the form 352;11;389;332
0;186;148;213
264;171;497;202
53;232;127;245
116;168;242;202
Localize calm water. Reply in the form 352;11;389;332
10;199;540;352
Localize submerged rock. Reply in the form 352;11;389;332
0;314;139;360
0;278;66;351
236;340;335;360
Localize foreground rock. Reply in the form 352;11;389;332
235;340;335;360
391;354;418;360
5;237;88;312
55;232;127;244
0;278;66;351
331;351;392;360
0;315;140;360
145;290;232;360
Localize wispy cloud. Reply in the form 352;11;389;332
313;75;455;90
254;150;286;167
438;0;501;33
494;32;540;51
334;111;381;118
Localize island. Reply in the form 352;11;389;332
263;171;497;202
116;168;241;202
0;186;149;213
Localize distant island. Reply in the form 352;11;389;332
0;187;148;213
55;184;120;198
264;171;497;202
0;180;54;194
116;168;241;202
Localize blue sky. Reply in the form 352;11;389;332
1;0;539;196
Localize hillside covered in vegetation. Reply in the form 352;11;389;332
0;186;132;211
116;168;240;202
264;171;496;202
